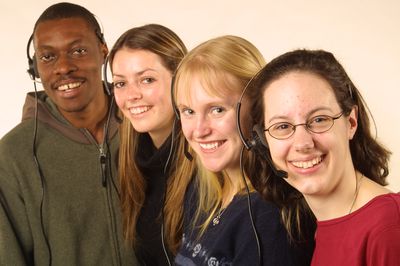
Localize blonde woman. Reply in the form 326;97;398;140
172;36;313;265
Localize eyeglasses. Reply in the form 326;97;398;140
265;112;344;140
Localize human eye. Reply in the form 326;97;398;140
141;77;155;85
38;53;55;63
72;47;87;56
113;80;125;89
308;115;332;131
272;122;291;131
210;106;225;116
308;115;331;126
268;122;293;138
180;107;194;117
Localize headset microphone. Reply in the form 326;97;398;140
236;77;288;179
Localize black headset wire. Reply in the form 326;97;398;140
239;145;261;266
102;94;121;197
28;17;107;265
160;118;178;266
104;53;172;264
32;81;52;266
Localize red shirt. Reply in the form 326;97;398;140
312;193;400;266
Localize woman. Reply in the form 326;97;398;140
108;24;187;265
249;49;400;265
172;35;313;265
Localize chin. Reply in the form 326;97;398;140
292;180;322;196
202;162;224;173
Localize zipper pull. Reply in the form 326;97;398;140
99;147;107;187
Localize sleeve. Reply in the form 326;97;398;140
0;145;32;265
231;197;296;266
367;225;400;266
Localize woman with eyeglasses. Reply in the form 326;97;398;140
247;49;400;265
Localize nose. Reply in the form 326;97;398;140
292;125;315;152
126;83;142;101
53;54;78;75
193;115;211;138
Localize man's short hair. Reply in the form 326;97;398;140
33;2;105;44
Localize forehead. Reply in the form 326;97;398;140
177;74;240;107
33;17;96;48
263;71;339;114
112;49;166;73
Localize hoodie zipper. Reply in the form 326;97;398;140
99;145;107;186
80;127;122;266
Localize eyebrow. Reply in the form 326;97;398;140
112;68;158;79
36;38;87;51
267;106;334;123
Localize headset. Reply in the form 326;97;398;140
102;55;113;96
27;34;39;80
26;15;108;266
171;69;265;265
236;70;288;179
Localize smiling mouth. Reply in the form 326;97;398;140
57;82;81;91
199;141;225;150
130;106;151;115
292;156;323;169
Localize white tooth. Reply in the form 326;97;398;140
130;106;150;115
58;82;80;91
199;142;219;150
59;84;68;91
293;156;322;169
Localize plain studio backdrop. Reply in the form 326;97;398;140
0;0;399;191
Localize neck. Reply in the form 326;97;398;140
148;118;174;149
305;171;362;221
221;167;251;207
60;94;109;144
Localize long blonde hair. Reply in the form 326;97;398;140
172;35;266;237
108;24;188;253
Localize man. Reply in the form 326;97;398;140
0;3;137;265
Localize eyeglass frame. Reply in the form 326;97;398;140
264;111;344;140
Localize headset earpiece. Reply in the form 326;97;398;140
252;124;268;147
27;55;39;80
236;71;288;179
250;124;288;178
27;35;40;80
102;56;112;96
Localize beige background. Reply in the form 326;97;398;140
0;0;399;191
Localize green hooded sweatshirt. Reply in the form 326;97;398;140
0;91;138;265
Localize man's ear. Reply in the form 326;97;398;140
101;43;109;63
348;105;358;139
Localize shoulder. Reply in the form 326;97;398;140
231;192;282;226
365;193;400;216
0;121;34;153
353;193;400;233
373;193;400;221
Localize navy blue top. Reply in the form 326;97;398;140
175;181;311;266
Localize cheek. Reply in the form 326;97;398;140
268;138;289;162
113;90;125;110
180;119;193;140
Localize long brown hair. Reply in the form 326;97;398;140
108;24;187;253
249;49;390;239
